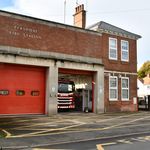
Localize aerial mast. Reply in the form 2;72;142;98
64;0;66;23
76;0;78;6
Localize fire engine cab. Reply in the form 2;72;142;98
57;80;75;109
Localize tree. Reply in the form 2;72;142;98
138;61;150;78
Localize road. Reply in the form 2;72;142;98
33;134;150;150
103;136;150;150
0;111;150;149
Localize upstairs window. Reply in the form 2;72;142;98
109;76;118;101
121;77;129;100
121;40;129;62
109;38;117;60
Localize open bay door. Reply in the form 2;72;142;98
58;68;94;112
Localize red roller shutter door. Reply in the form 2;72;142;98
0;64;46;115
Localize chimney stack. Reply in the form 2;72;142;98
73;4;86;28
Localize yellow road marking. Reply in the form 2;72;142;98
143;136;150;141
4;112;150;138
32;149;51;150
96;112;143;123
5;132;150;150
96;144;104;150
2;129;11;138
32;149;67;150
99;115;150;130
0;116;61;125
10;122;85;138
13;122;58;130
111;122;150;129
7;115;150;138
35;122;150;131
102;142;117;146
13;119;85;130
118;139;133;144
131;137;146;142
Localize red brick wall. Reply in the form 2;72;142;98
102;33;137;73
0;13;139;112
104;74;138;112
102;33;138;112
0;15;102;59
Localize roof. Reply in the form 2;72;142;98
143;74;150;85
138;78;144;84
87;21;141;40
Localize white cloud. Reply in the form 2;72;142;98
3;0;76;23
1;0;150;68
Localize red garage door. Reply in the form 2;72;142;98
0;64;46;115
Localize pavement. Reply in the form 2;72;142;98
0;111;150;150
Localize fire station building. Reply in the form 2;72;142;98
0;4;141;115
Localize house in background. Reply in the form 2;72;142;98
138;74;150;98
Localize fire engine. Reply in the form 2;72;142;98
57;80;75;109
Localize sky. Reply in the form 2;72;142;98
0;0;149;69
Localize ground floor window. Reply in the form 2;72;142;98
121;77;129;100
109;76;118;101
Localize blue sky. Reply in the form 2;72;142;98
0;0;13;7
0;0;149;69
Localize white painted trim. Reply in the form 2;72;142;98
109;37;118;60
104;70;137;76
121;77;129;101
109;76;118;101
121;40;129;62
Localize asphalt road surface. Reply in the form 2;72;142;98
104;137;150;150
33;134;150;150
1;111;150;150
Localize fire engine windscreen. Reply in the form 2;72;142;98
58;83;75;93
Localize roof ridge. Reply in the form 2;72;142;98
88;21;141;39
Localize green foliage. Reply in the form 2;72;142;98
138;61;150;78
0;133;5;138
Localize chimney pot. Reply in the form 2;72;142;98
73;4;86;28
81;4;84;10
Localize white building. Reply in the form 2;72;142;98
138;74;150;98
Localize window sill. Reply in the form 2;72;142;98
121;61;129;65
108;60;118;64
121;99;129;101
109;99;118;101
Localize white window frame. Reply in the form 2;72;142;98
109;76;118;101
109;38;118;60
121;40;129;62
121;77;129;101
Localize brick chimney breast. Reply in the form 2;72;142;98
74;4;86;28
